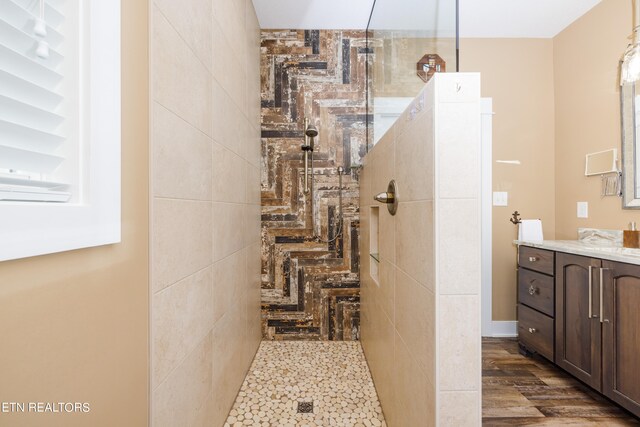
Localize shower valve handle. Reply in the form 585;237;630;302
374;192;394;204
373;180;399;215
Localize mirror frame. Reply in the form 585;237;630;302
621;82;640;208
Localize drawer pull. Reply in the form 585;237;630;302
528;328;537;334
528;256;538;262
528;285;538;295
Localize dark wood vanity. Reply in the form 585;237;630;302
517;245;640;418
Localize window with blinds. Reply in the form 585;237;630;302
0;0;77;202
0;0;120;261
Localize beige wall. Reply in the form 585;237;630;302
361;74;482;426
150;0;262;425
554;0;636;239
0;0;150;425
461;39;557;321
460;0;635;322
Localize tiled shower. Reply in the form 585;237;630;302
149;0;481;424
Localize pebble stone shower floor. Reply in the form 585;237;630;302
224;341;387;427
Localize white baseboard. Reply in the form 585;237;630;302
487;321;518;338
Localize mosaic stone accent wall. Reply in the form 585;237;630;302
260;30;368;340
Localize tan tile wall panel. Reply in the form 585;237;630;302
360;74;482;426
260;30;369;340
150;0;262;425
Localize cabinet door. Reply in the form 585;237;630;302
555;253;602;390
602;261;640;417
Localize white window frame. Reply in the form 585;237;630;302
0;0;121;262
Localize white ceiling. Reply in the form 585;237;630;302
252;0;603;38
460;0;602;38
252;0;375;30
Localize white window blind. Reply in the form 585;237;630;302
0;0;71;202
0;0;120;261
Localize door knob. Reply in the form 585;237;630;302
373;180;398;215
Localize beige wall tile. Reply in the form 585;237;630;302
371;131;395;208
153;199;213;292
212;0;246;69
395;269;435;383
359;282;374;349
150;0;261;424
212;80;245;158
439;390;481;426
379;206;395;264
438;199;481;295
396;89;430;137
152;332;213;427
244;204;261;246
359;205;371;291
438;295;481;391
212;202;245;261
245;7;261;129
361;75;481;427
395;107;434;202
359;158;372;209
436;102;480;199
245;243;263;344
211;308;248;425
246;162;261;205
371;307;396;423
236;117;252;164
246;124;262;168
153;103;212;201
154;0;212;71
393;331;435;427
437;73;481;103
212;142;246;204
152;267;214;389
395;200;434;291
378;259;395;323
212;250;245;325
212;19;246;115
153;6;212;136
192;389;215;427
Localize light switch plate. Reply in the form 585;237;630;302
493;192;508;206
577;201;589;218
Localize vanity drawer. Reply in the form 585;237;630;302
518;268;554;317
519;246;554;276
518;304;554;362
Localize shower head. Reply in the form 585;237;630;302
305;123;318;138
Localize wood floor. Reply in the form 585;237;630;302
482;338;640;426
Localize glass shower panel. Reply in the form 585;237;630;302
366;0;458;148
